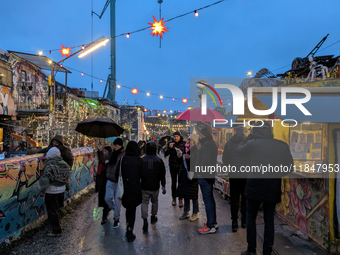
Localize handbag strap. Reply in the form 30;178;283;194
183;154;188;171
119;156;124;177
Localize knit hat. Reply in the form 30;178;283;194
46;147;61;159
188;134;199;145
198;124;212;137
235;126;244;135
173;131;181;136
113;138;123;146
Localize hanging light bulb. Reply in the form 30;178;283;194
172;98;175;100
194;10;199;17
131;88;138;95
81;72;84;76
117;84;121;88
163;110;166;113
160;95;163;99
147;92;150;96
100;79;103;82
38;51;43;55
82;45;85;50
126;33;130;38
182;98;188;104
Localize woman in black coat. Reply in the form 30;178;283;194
95;145;112;224
178;134;199;221
115;141;142;242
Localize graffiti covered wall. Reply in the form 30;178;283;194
0;147;96;242
276;177;329;249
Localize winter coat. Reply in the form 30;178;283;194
38;157;71;192
178;146;199;200
164;136;186;169
196;135;218;184
95;147;111;204
116;142;143;208
236;123;294;204
222;133;249;178
106;148;126;182
38;135;74;167
141;142;166;191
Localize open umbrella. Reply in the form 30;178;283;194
75;116;124;138
176;107;225;122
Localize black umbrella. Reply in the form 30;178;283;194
159;135;171;146
75;116;124;138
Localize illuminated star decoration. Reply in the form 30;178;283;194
59;44;72;58
131;88;138;95
148;16;168;39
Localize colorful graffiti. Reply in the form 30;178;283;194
214;176;230;199
276;177;329;249
0;147;96;242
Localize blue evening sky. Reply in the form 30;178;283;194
1;0;340;112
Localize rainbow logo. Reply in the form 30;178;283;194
197;81;223;106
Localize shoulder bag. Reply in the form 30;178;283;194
116;157;124;200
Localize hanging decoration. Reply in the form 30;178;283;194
131;88;139;95
59;44;72;58
148;16;168;39
182;98;188;104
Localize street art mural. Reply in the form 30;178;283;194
276;177;329;249
0;147;96;242
214;176;230;199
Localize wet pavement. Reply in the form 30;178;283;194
7;156;328;255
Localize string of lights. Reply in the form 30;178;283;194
36;0;226;54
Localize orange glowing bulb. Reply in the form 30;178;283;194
131;88;138;95
195;11;199;17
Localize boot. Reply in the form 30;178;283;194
232;220;238;233
179;211;190;220
151;215;158;224
126;228;136;242
142;218;148;233
241;218;247;228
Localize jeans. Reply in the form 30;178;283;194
184;199;199;214
198;178;216;228
141;190;159;219
45;193;64;234
247;199;276;255
230;178;246;221
105;180;122;221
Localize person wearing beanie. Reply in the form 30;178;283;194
164;131;186;207
38;147;71;237
178;134;200;222
105;137;125;229
237;121;293;255
222;126;248;233
38;134;74;168
140;141;166;232
96;144;113;225
196;124;218;235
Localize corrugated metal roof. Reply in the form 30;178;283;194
8;51;71;73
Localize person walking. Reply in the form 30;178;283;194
115;141;143;242
196;125;218;234
38;134;74;168
141;141;166;232
178;134;200;222
237;121;294;255
164;131;186;207
96;145;112;225
105;138;125;229
38;147;71;237
222;126;248;232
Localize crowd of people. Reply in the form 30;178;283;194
36;120;294;255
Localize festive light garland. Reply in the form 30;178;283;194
36;0;226;54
